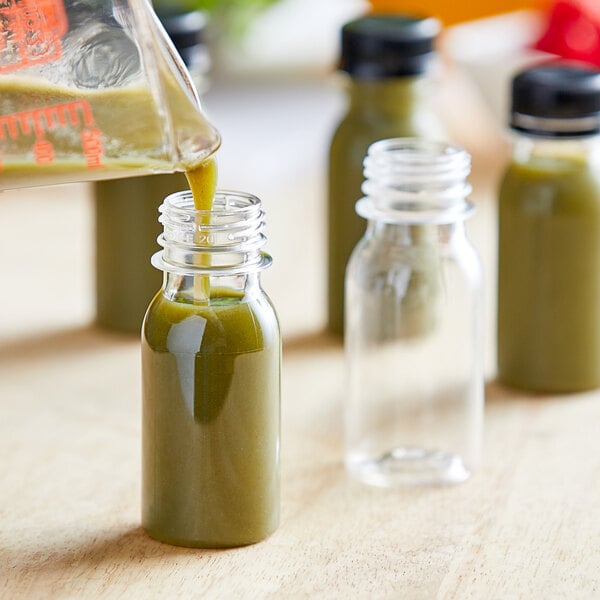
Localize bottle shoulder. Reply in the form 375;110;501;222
332;112;422;139
347;228;481;278
330;112;445;161
143;288;280;355
500;155;600;212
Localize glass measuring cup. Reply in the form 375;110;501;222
0;0;220;190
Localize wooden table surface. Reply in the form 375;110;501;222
1;71;600;599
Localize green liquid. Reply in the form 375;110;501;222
328;77;441;335
94;157;217;333
0;74;217;189
95;172;188;333
498;155;600;392
186;157;218;302
142;289;281;547
186;156;218;211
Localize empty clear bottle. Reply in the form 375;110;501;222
345;139;483;487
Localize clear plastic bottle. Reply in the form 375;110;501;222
328;14;444;336
142;190;281;547
498;63;600;392
345;139;483;487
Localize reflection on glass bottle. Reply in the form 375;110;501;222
361;223;442;341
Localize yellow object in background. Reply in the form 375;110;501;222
370;0;549;25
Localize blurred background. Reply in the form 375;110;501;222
2;0;599;345
3;3;600;593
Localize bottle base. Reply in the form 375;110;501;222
142;525;277;549
497;372;600;394
346;446;471;487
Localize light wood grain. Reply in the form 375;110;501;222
1;328;599;598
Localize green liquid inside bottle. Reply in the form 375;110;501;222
498;155;600;392
328;77;442;336
95;172;189;333
95;156;217;333
142;288;281;547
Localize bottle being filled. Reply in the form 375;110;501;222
327;14;445;336
142;189;281;548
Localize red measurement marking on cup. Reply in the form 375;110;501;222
0;0;69;72
0;99;105;170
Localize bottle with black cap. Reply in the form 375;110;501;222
94;8;210;334
327;14;444;336
498;61;600;392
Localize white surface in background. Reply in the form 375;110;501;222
443;11;551;125
217;0;368;75
0;183;94;342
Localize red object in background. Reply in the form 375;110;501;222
535;0;600;67
0;0;68;72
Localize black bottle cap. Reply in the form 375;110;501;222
340;14;441;79
510;62;600;137
159;10;207;66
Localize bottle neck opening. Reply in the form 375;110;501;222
358;138;473;224
152;190;272;276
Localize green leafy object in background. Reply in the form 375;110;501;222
152;0;283;39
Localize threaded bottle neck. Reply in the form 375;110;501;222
152;190;271;275
358;138;473;224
